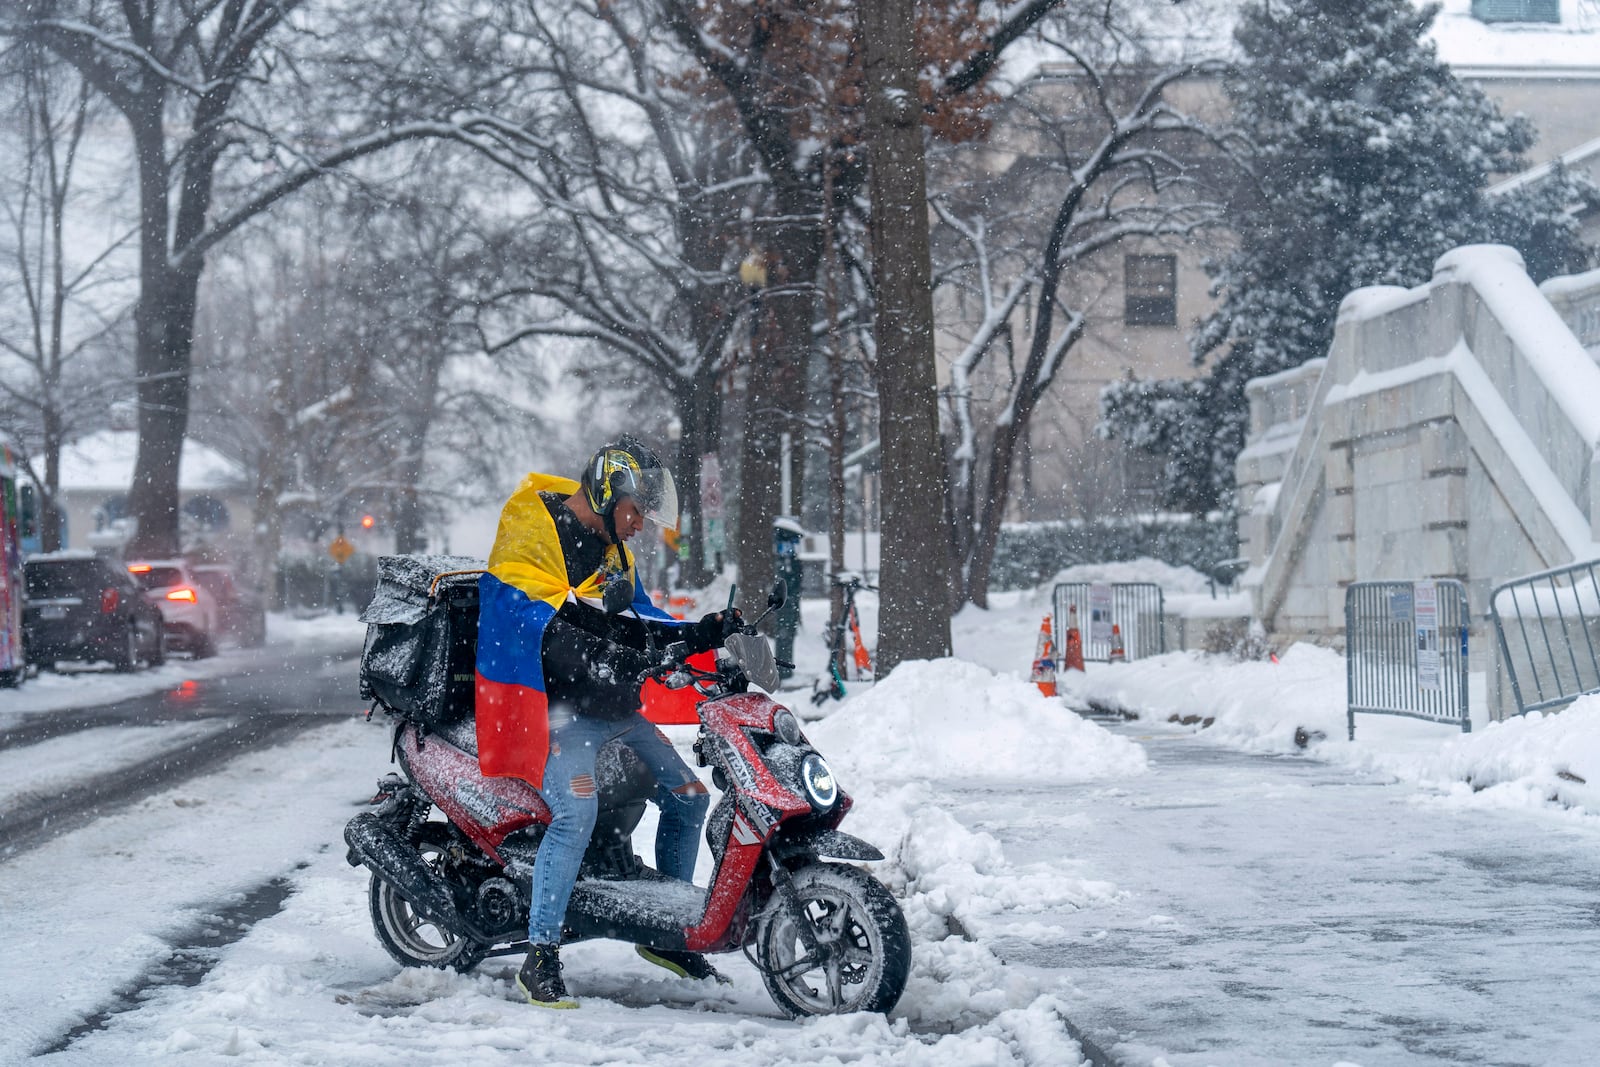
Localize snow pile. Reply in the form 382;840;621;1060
811;658;1148;784
1059;643;1350;754
1047;557;1214;596
1400;696;1600;813
730;778;1103;1059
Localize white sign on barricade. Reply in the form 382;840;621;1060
1414;580;1440;692
1089;582;1113;644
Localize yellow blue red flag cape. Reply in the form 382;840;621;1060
474;472;685;787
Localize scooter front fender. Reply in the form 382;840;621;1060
770;827;884;863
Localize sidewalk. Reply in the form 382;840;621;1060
968;725;1600;1066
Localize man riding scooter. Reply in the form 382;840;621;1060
474;436;738;1009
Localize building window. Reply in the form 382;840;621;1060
1471;0;1559;23
1124;254;1177;327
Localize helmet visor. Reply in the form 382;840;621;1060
624;465;679;530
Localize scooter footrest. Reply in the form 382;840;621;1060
565;875;707;944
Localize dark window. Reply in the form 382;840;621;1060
1125;254;1177;326
1471;0;1559;22
130;566;185;591
24;559;127;601
24;558;117;597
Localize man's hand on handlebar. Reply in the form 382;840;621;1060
685;608;744;654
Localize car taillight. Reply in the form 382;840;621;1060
166;587;198;603
101;588;120;613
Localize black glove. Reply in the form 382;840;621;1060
685;609;742;654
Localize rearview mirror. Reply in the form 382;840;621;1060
602;574;634;615
768;579;787;610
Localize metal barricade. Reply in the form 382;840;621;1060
1345;580;1471;737
1490;559;1600;717
1052;582;1165;663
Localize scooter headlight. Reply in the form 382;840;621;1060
800;753;838;810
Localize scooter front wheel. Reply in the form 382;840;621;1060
368;822;488;972
756;862;911;1018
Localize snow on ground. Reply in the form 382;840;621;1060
14;558;1600;1064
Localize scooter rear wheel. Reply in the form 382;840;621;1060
369;822;488;972
756;862;911;1018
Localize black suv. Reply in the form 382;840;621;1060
23;553;166;671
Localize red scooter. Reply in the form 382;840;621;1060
345;575;910;1018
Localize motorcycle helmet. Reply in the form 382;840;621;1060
580;435;679;540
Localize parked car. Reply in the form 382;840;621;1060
192;564;267;648
127;559;219;658
22;552;166;671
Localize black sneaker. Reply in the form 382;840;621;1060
516;943;578;1009
635;945;732;985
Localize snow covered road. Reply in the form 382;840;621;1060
969;725;1600;1065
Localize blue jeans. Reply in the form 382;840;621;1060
527;708;708;945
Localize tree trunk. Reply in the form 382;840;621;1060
861;0;954;672
675;377;722;589
735;209;819;606
127;262;198;558
123;100;189;559
964;308;1084;606
41;410;64;553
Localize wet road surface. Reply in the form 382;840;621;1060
961;727;1600;1066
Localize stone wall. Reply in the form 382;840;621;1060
1237;245;1600;717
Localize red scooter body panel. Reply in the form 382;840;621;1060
699;693;815;819
683;691;851;950
399;727;548;863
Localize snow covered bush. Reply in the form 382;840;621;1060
989;514;1236;591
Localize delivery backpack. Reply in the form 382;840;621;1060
358;554;484;742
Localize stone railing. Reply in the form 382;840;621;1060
1542;266;1600;353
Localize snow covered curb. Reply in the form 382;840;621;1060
1058;642;1600;820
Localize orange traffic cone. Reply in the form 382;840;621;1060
1030;615;1058;697
1108;622;1126;664
1063;604;1085;673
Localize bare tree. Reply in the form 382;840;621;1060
3;0;574;556
0;39;132;551
931;35;1241;607
193;152;527;576
461;1;760;588
657;0;1055;611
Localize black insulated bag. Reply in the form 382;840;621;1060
359;554;484;733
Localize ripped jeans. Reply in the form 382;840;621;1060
527;707;708;946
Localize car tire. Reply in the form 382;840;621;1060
112;625;139;673
147;628;167;667
193;632;216;659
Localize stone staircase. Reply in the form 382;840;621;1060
1236;245;1600;713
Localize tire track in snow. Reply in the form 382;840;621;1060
35;867;306;1056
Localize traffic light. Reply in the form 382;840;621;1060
360;514;375;530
